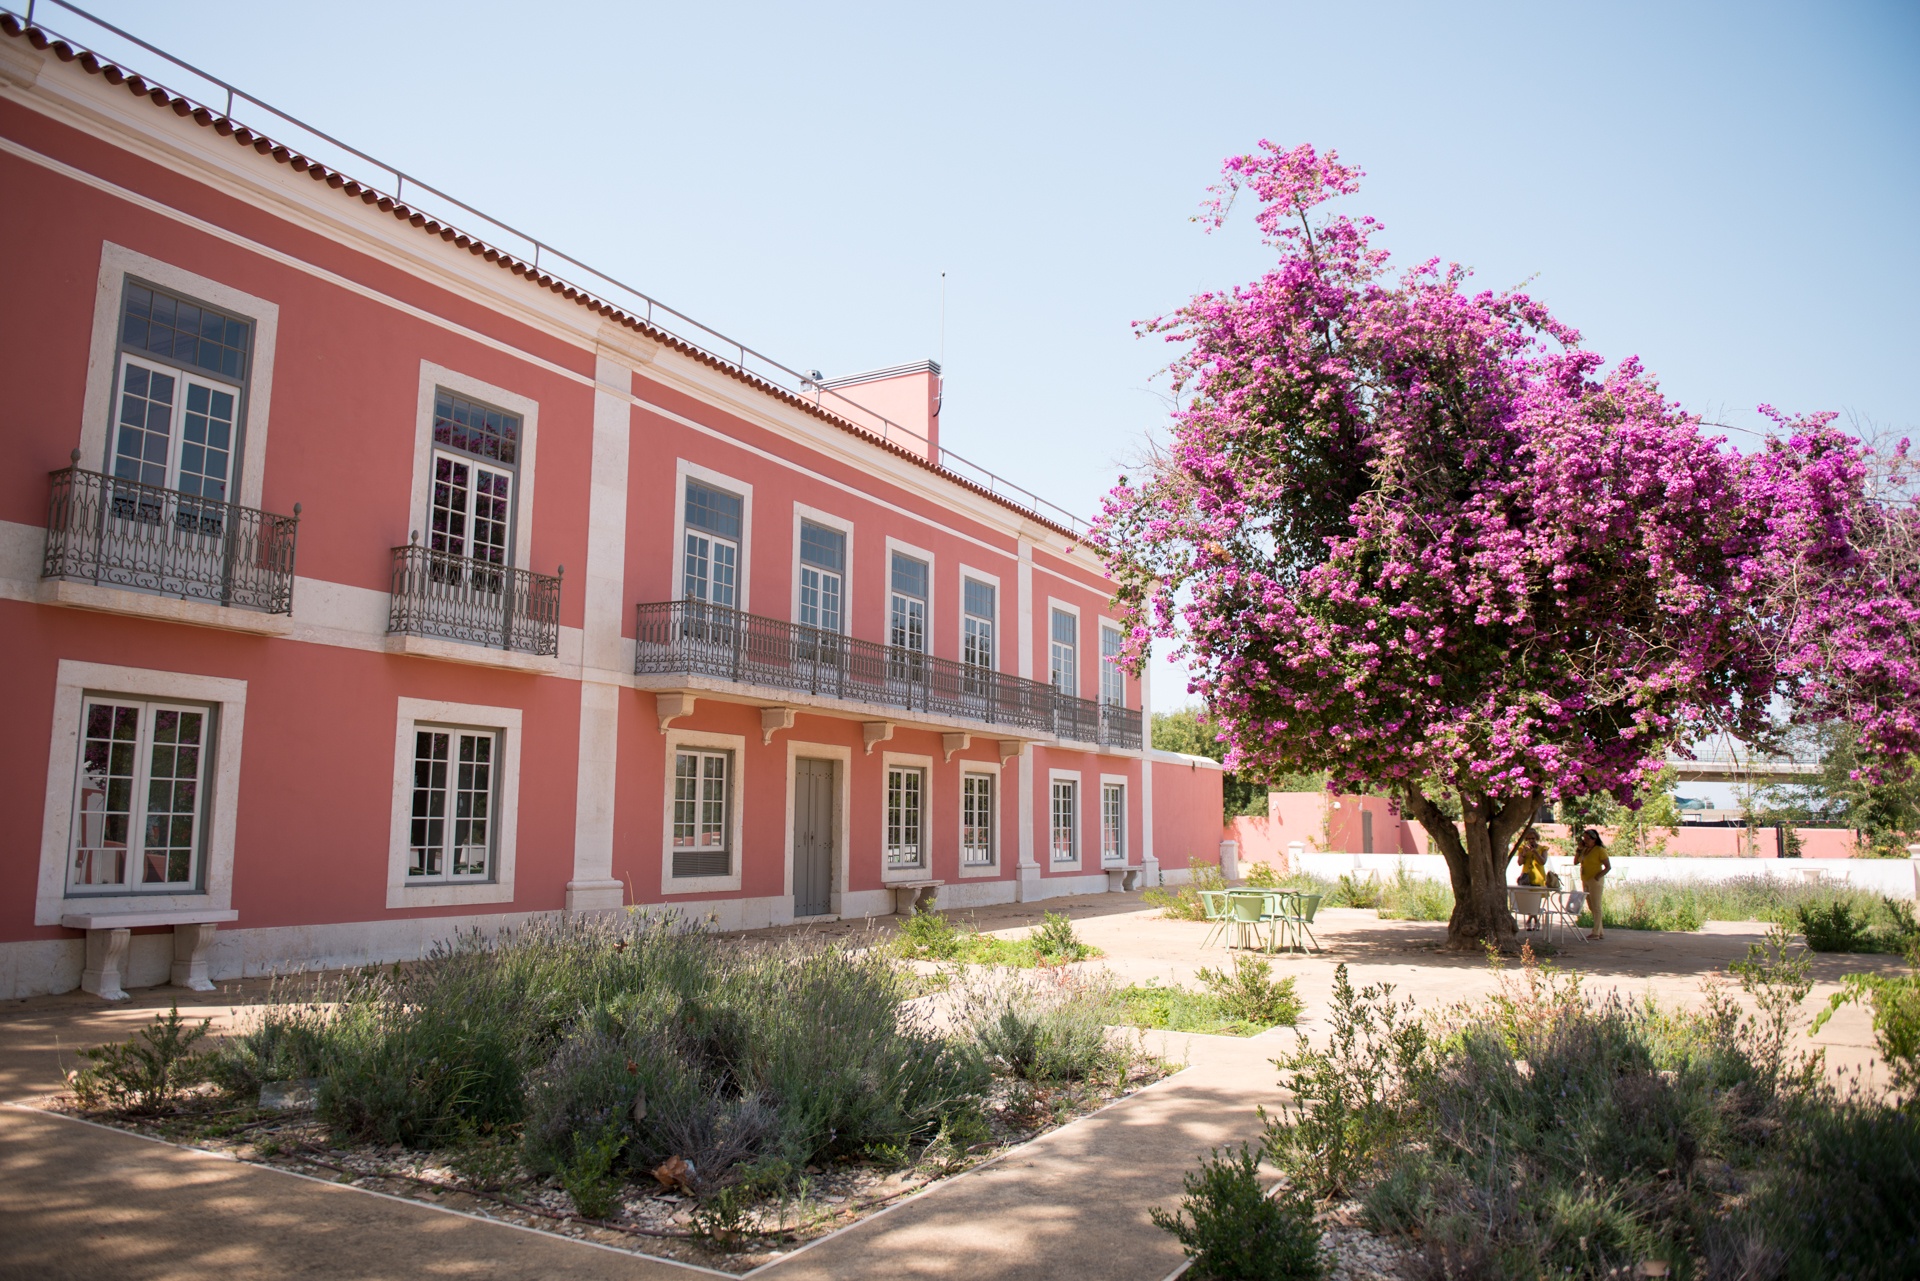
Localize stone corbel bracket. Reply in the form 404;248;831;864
862;721;895;755
657;692;696;734
941;733;970;763
998;739;1025;765
761;707;797;745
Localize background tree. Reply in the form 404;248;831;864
1152;705;1326;821
1754;722;1920;857
1097;142;1898;947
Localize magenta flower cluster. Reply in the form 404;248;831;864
1096;142;1919;814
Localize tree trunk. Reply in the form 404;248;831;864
1400;787;1537;950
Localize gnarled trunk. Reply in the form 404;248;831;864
1401;787;1537;950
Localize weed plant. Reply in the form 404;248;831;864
69;1004;211;1113
954;967;1137;1084
1114;959;1303;1037
1149;1144;1323;1280
890;909;1098;966
1375;867;1453;921
1144;861;1228;921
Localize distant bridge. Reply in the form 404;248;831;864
1664;755;1821;785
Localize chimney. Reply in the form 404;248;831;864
816;361;942;461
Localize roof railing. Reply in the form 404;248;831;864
7;1;1092;538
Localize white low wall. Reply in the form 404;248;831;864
1294;851;1920;901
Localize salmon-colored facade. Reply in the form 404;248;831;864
0;20;1220;999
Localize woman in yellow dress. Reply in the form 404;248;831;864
1576;829;1612;940
1512;827;1546;887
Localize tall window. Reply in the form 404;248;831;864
672;749;732;877
429;390;519;567
890;552;929;679
887;765;925;867
109;282;251;510
963;579;995;672
683;482;743;609
798;521;846;632
1050;609;1078;697
70;698;212;892
1050;779;1078;863
1102;783;1126;864
409;727;498;881
1100;624;1126;706
962;773;995;866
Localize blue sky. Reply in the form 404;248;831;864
57;0;1920;715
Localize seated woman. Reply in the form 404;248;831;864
1513;826;1547;887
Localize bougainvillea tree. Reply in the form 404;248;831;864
1096;141;1916;946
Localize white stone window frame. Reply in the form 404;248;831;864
36;660;247;926
1047;597;1083;697
958;765;999;877
790;503;854;633
660;727;746;895
880;750;935;883
957;563;1002;674
409;363;541;571
77;242;280;511
1048;768;1083;867
1100;773;1129;865
884;536;936;657
674;460;754;613
1099;617;1128;708
386;697;521;908
781;740;852;910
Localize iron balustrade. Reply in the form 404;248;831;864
388;540;562;656
634;600;1058;734
1099;702;1144;752
43;460;298;613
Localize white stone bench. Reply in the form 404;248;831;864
1105;866;1143;892
60;909;239;1001
889;880;943;915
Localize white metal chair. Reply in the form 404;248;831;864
1542;890;1587;944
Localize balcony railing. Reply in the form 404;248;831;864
389;540;562;656
43;461;299;613
635;600;1057;734
634;601;1145;747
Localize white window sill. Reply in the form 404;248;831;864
881;864;935;885
39;579;292;636
957;861;1001;879
385;880;515;909
662;873;743;897
385;633;559;674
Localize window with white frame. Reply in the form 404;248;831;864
69;697;213;893
683;481;743;610
890;553;928;654
1102;782;1126;864
1051;779;1078;863
672;749;733;878
408;726;499;881
887;765;926;867
1050;609;1078;697
1100;624;1126;707
798;520;846;633
429;390;519;568
109;282;251;511
963;579;995;672
962;772;995;865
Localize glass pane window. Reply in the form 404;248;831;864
963;579;995;671
798;521;846;633
1102;783;1125;864
111;355;237;505
962;774;994;865
70;698;211;893
409;727;497;882
1050;780;1077;863
887;766;925;867
672;749;732;878
1100;626;1126;707
1050;610;1078;697
686;482;743;541
433;390;519;466
121;281;251;382
430;453;513;565
683;483;743;609
890;552;928;655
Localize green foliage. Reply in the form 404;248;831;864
557;1120;625;1220
1736;1099;1920;1279
1556;766;1683;856
1145;861;1226;921
889;909;1101;967
1797;895;1919;952
1030;911;1091;962
1813;937;1920;1096
205;995;332;1097
1333;872;1380;909
1152;705;1326;821
70;1004;210;1113
960;970;1131;1084
1754;720;1920;857
1195;956;1303;1027
1374;868;1452;921
1243;862;1282;889
1263;965;1429;1199
1149;1144;1324;1281
1586;882;1708;933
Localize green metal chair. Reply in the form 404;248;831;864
1228;892;1273;951
1198;889;1233;948
1281;893;1325;952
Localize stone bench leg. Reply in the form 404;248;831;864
893;886;935;915
81;928;131;1002
171;923;218;992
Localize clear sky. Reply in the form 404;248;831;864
56;0;1920;714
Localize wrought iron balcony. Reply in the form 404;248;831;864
1100;701;1144;752
43;460;299;613
635;600;1057;735
389;539;562;656
1048;695;1145;751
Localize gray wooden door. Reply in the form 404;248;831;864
794;757;835;917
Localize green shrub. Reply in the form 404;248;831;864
890;910;1100;968
558;1120;625;1220
1244;862;1282;889
206;996;333;1097
1797;898;1875;952
1146;862;1227;921
70;1004;210;1113
1375;868;1452;921
1747;1099;1920;1280
963;971;1127;1083
1029;911;1093;962
1195;956;1303;1027
1149;1144;1323;1280
1334;872;1381;910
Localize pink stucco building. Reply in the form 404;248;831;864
0;16;1221;1000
